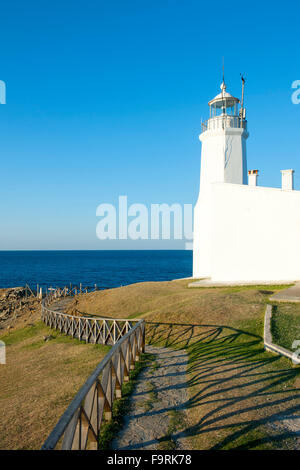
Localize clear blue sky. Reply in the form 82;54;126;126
0;0;299;249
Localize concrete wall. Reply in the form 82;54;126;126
210;182;300;282
193;126;248;278
224;129;248;185
193;191;213;278
199;128;248;198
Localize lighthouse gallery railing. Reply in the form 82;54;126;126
201;115;247;133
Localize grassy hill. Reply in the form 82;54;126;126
1;280;300;450
66;279;300;450
0;315;109;449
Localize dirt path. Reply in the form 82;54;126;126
111;345;190;450
49;299;191;449
50;297;74;312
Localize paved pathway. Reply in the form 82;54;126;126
270;281;300;302
188;279;293;288
111;345;190;450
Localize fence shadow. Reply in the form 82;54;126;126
145;321;300;450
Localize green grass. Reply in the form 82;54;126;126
151;360;159;371
214;425;274;450
190;284;293;293
271;303;300;351
135;380;159;412
157;409;187;450
0;320;110;354
1;322;45;345
0;319;111;449
157;436;177;450
98;352;155;450
143;381;159;411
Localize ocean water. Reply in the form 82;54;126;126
0;250;193;290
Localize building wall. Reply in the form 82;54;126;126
210;182;300;281
199;128;247;198
193;190;212;278
223;129;248;185
193;127;248;278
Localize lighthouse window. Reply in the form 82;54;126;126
211;103;216;117
210;100;238;117
226;104;238;116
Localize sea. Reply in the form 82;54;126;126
0;250;193;290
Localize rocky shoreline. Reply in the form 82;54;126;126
0;287;40;331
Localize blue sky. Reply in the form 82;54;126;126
0;0;299;249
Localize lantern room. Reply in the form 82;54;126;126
208;81;240;118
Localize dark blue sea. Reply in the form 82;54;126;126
0;251;192;290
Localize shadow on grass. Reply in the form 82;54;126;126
144;321;300;450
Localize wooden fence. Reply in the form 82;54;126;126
29;283;102;299
42;294;139;346
26;282;107;300
40;287;145;449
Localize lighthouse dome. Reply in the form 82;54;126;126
208;81;240;108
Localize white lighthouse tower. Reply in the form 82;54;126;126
193;79;249;278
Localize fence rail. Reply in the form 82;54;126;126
40;286;145;450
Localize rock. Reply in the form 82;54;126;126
0;287;39;330
43;335;54;342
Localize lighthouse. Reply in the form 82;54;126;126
193;79;248;278
192;77;300;283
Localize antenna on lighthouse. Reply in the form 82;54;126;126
221;57;226;91
240;74;246;126
222;57;225;83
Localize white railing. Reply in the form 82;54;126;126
201;115;247;133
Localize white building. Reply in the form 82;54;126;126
193;79;300;283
